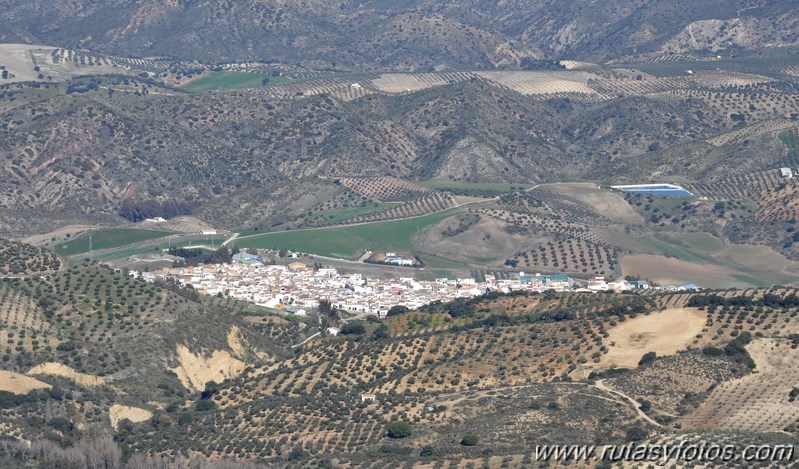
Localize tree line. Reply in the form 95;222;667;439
118;199;196;223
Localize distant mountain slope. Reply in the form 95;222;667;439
1;1;797;69
1;73;763;235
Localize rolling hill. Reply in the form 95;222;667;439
1;237;797;466
2;63;797;239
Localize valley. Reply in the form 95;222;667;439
1;2;799;466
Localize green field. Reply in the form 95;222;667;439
182;72;289;93
730;274;772;288
55;228;174;256
635;235;716;264
236;209;461;260
304;202;394;225
778;129;799;168
92;236;223;262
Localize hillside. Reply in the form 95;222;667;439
2;249;797;466
0;243;316;467
0;1;797;70
2;60;799;239
0;238;60;276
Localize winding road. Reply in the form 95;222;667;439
595;379;662;427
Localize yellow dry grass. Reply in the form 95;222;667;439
681;338;799;432
171;344;246;392
541;183;644;224
109;404;153;429
0;370;51;394
227;325;247;359
27;362;108;386
601;308;707;368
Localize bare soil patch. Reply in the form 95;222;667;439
601;308;707;368
27;363;108;386
149;216;219;234
109;405;153;430
621;254;748;288
719;244;799;277
171;344;246;392
0;370;51;394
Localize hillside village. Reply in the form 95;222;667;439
134;252;701;318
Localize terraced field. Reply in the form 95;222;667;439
478;71;601;99
182;71;289;93
371;72;475;93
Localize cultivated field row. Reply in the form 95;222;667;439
707;118;797;146
342;193;456;224
684;169;784;201
511;238;621;276
337;177;430;202
480;209;612;247
681;338;799;433
251;73;381;100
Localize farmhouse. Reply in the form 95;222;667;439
232;252;262;265
626;280;650;290
780;167;794;178
519;273;571;290
383;255;418;267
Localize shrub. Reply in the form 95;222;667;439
195;400;216;412
386;421;412;439
387;305;410;317
49;417;73;433
372;324;390;340
419;445;435;457
702;345;724;356
460;434;479;446
340;321;366;335
638;351;657;366
625;426;648;441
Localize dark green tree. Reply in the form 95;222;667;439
386;421;412;439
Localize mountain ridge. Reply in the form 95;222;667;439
1;1;798;70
